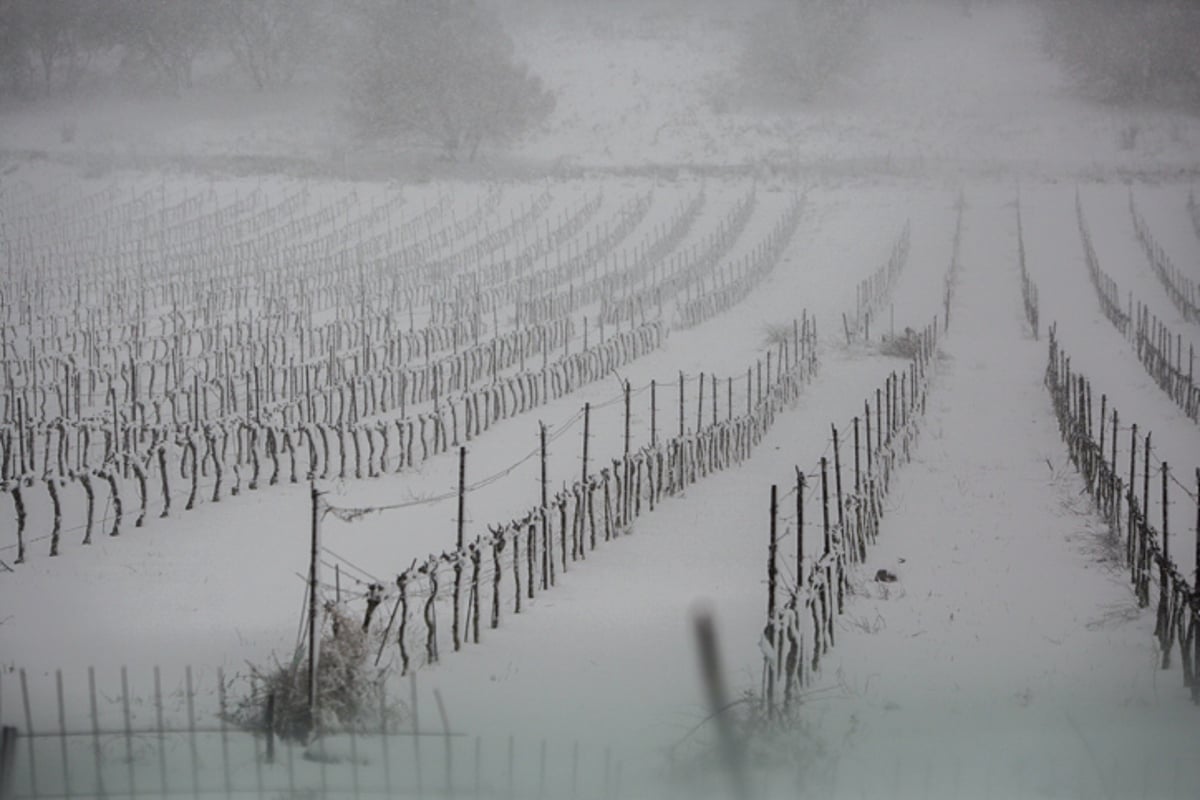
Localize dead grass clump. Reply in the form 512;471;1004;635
878;329;922;359
226;605;401;742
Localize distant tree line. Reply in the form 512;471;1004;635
346;0;554;162
0;0;554;160
0;0;322;96
1042;0;1200;108
728;0;873;108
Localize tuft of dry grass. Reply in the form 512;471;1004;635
878;330;922;359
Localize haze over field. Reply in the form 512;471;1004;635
0;0;1197;176
1;2;1199;799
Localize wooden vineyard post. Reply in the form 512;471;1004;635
819;457;830;562
1139;432;1152;607
624;381;632;524
832;424;849;560
795;467;805;586
1111;409;1119;531
1192;469;1200;704
820;456;836;643
679;372;685;437
1142;434;1152;527
12;484;25;564
650;380;657;447
1157;462;1170;667
110;386;126;477
853;417;862;495
457;446;467;549
865;400;873;480
766;484;778;712
308;482;322;726
582;403;590;486
794;318;800;366
1161;463;1168;567
1185;345;1195;419
802;311;810;365
1098;396;1107;498
1128;424;1138;565
853;415;864;552
696;373;704;433
1085;380;1093;448
540;422;548;509
15;396;25;474
886;373;893;441
875;388;883;454
712;374;718;427
454;446;467;653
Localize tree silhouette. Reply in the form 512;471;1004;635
347;0;554;160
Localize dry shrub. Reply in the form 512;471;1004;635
227;605;401;742
668;689;836;796
762;321;794;350
878;330;922;360
1043;0;1200;109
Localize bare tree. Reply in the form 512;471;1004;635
1043;0;1200;108
1;0;105;97
0;0;34;99
735;0;871;106
108;0;219;92
217;0;321;90
346;0;554;160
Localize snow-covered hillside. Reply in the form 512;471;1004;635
1;2;1198;799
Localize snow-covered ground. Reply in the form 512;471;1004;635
2;2;1199;799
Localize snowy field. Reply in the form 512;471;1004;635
2;2;1200;799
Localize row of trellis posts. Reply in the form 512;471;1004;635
761;318;940;714
302;315;822;728
1;183;799;568
1045;323;1200;701
760;194;961;714
1075;190;1198;424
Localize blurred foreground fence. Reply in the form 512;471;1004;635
0;665;628;800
